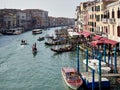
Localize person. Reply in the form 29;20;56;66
21;40;23;43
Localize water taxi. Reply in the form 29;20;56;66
32;29;42;35
61;67;83;90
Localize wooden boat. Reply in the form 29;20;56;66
37;37;44;41
32;43;37;54
44;41;57;46
83;59;111;73
32;29;42;35
51;45;74;53
61;67;83;90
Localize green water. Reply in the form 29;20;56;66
0;27;86;90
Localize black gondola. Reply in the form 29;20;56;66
32;43;37;54
51;45;74;53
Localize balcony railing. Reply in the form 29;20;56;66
102;18;108;23
109;18;116;24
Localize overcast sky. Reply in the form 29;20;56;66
0;0;85;18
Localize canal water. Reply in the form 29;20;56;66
0;27;86;90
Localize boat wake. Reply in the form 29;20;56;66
16;45;25;50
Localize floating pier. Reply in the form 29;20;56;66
81;72;110;89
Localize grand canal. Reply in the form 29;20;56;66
0;27;86;90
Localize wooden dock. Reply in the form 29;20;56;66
102;73;120;77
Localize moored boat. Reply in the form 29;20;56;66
51;45;74;53
44;41;57;46
61;67;83;90
83;59;111;73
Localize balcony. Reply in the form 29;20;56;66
109;18;116;24
102;18;108;23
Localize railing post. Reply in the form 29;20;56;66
86;49;88;72
92;69;95;90
103;44;106;63
114;47;117;73
77;44;80;73
98;53;102;90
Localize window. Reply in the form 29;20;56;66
96;15;100;21
96;6;100;11
112;9;114;18
117;7;120;18
101;14;103;20
107;11;109;19
117;26;120;37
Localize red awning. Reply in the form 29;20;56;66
93;35;102;40
104;39;118;45
77;31;91;37
82;31;91;37
100;37;118;45
91;40;104;47
99;37;108;41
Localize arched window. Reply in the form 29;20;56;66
118;7;120;18
117;26;120;37
112;9;114;18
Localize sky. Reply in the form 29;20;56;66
0;0;84;18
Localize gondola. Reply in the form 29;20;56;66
44;42;57;46
32;43;37;54
51;45;74;53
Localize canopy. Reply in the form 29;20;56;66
104;39;118;45
91;40;104;47
93;35;102;40
78;31;91;37
100;37;118;45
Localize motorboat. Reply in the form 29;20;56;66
61;67;83;90
83;59;111;73
32;29;42;35
37;37;44;41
